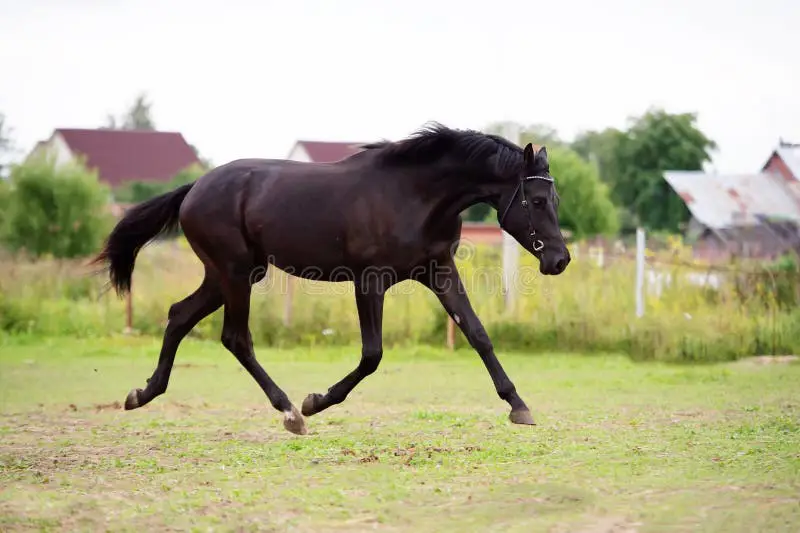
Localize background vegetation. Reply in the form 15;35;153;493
1;236;797;363
0;155;113;258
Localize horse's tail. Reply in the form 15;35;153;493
91;182;195;296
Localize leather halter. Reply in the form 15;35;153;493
498;174;554;253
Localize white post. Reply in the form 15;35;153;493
502;229;519;311
635;227;645;318
501;122;520;313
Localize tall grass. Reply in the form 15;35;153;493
0;238;797;362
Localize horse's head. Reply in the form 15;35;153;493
496;143;570;275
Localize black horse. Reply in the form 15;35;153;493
92;123;570;435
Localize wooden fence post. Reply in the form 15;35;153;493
125;285;133;333
635;227;646;318
283;274;294;327
446;316;455;350
501;122;520;316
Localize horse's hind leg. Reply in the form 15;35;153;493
218;265;307;435
124;272;223;410
302;279;386;417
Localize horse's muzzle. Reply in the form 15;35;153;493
540;249;571;275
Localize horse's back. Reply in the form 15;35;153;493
182;157;351;210
178;156;377;270
177;153;456;278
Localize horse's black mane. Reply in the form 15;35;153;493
361;122;523;175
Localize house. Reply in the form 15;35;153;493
26;128;202;187
286;140;367;163
663;169;800;262
762;140;800;181
762;140;800;201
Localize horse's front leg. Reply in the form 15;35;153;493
301;278;386;417
421;258;535;425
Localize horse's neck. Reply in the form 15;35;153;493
416;161;503;223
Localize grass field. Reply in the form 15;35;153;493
1;335;799;532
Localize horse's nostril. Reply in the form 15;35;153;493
556;259;567;272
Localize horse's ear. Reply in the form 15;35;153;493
523;143;535;164
535;145;549;166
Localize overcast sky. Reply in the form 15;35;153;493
1;0;798;174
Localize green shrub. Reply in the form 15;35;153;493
113;163;206;204
2;155;113;258
0;178;10;236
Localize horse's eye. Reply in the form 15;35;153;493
532;197;546;208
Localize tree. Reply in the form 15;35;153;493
170;162;206;187
570;108;717;234
0;177;10;232
2;154;113;258
571;127;626;186
113;163;206;204
462;202;493;223
112;180;170;204
124;93;156;130
104;114;118;129
0;113;12;227
104;92;156;130
612;108;716;233
485;120;566;148
0;112;15;177
0;112;12;155
571;127;635;232
545;145;619;238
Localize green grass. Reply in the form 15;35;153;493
1;336;799;532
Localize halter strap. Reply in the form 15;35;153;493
498;175;554;252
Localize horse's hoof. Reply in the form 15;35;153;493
283;406;308;435
124;389;142;410
509;409;536;425
301;393;325;417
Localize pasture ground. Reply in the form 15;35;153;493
1;336;798;532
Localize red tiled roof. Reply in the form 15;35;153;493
55;128;202;186
296;140;366;163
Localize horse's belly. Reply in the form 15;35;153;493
268;258;356;283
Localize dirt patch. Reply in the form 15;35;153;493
215;427;297;445
61;401;123;413
93;401;122;412
60;399;204;415
1;443;140;476
324;444;486;467
168;400;194;411
739;355;798;365
574;516;641;533
390;444;482;456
